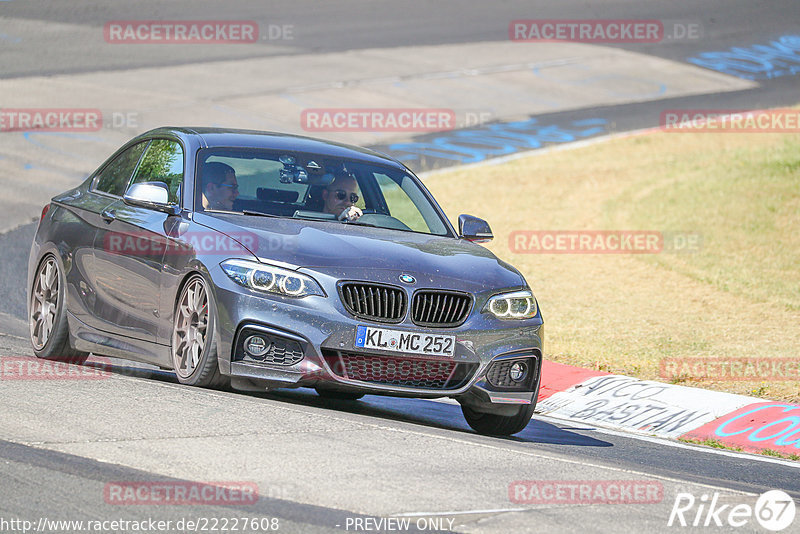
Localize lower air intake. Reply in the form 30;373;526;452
323;350;476;390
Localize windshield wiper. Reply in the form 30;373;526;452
242;210;279;218
291;210;337;222
346;220;378;228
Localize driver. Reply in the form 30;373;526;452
322;174;362;221
201;162;239;211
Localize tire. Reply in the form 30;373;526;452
461;403;535;436
171;274;228;388
29;254;88;364
314;388;365;401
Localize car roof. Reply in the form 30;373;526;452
140;127;407;170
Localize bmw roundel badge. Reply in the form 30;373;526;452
399;274;416;284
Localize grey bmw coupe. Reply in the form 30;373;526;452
27;127;544;435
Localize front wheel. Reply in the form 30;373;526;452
171;274;228;388
29;254;88;364
461;403;535;436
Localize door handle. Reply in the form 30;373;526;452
101;209;116;223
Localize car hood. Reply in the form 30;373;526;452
195;213;525;291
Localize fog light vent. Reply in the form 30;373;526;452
485;357;537;390
234;328;304;366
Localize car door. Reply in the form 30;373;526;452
92;138;185;344
77;140;149;330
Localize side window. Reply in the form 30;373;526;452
130;139;184;203
94;142;147;197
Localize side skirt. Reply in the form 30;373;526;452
67;311;172;369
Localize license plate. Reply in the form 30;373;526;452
354;326;455;358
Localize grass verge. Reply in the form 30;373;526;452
424;121;800;403
678;437;743;452
678;437;800;461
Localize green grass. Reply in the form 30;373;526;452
424;110;800;403
617;137;800;312
679;438;800;461
760;449;800;461
679;437;743;452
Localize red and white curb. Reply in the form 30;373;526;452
537;361;800;456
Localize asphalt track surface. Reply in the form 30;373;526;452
2;0;799;78
1;1;799;532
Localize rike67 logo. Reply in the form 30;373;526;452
668;490;796;531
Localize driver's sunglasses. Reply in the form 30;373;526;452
332;189;359;203
218;183;239;191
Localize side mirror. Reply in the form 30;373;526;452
123;182;180;215
459;214;493;243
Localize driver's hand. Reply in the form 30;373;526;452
337;206;363;221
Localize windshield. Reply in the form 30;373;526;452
195;148;450;236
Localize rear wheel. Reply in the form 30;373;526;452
315;388;365;401
29;254;88;364
171;274;228;388
461;403;535;436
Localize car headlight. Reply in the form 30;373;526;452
483;289;538;320
220;259;324;298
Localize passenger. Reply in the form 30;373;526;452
322;174;362;221
201;162;239;211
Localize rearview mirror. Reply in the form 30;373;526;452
458;214;493;243
123;182;180;215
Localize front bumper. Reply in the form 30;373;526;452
209;264;544;406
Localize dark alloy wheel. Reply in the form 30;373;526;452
29;254;88;364
171;274;228;388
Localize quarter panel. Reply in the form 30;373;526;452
31;192;117;327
